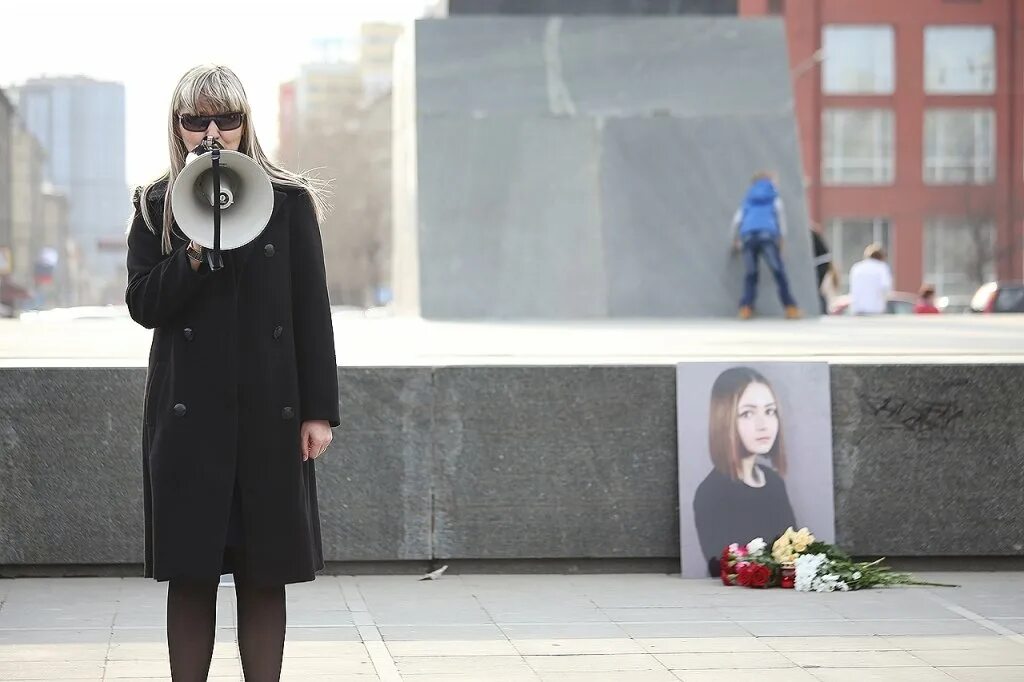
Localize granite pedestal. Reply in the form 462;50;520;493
1;363;1020;570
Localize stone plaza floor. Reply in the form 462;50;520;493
0;572;1023;681
4;314;1024;365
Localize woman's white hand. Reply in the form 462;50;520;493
300;420;333;461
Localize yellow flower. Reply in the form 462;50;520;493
770;527;816;562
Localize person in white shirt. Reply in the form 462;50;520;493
848;244;893;315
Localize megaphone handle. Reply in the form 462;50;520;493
208;148;224;271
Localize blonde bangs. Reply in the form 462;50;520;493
174;67;248;116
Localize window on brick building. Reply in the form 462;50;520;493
822;109;894;185
822;25;894;94
827;218;892;289
925;26;995;94
924;217;996;296
924;109;995;184
768;0;785;14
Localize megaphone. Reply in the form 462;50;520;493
171;139;274;270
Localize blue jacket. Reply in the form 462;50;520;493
737;179;781;238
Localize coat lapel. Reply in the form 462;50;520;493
233;189;288;274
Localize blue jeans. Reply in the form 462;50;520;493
740;231;797;309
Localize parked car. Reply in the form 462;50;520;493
829;292;917;315
970;281;1024;313
937;295;973;314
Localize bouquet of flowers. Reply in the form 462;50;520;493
772;527;815;564
721;537;776;587
719;543;749;586
793;540;955;592
720;528;956;592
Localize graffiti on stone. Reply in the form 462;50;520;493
860;394;965;435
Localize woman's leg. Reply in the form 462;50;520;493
235;575;287;681
166;578;219;682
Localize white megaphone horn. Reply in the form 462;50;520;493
171;138;274;270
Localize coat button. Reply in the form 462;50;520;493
183;327;194;341
273;325;283;339
173;403;187;417
281;406;294;420
264;243;275;257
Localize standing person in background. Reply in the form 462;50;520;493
810;224;832;314
848;243;892;315
731;172;801;321
820;263;841;314
914;284;941;314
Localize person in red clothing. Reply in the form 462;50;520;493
914;284;941;314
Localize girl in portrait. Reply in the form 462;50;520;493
692;367;796;576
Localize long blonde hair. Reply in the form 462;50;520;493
137;65;330;254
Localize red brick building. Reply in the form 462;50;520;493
741;0;1024;296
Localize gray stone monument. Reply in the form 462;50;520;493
444;0;738;15
392;16;818;319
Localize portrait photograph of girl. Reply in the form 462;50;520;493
676;363;835;578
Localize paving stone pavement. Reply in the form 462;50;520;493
0;572;1022;681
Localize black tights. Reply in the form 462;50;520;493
167;576;286;681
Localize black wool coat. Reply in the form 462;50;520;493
126;181;340;585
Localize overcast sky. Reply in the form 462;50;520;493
2;0;430;186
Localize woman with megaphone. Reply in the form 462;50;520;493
126;64;338;681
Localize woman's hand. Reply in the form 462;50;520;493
187;241;202;272
300;420;333;461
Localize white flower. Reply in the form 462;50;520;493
746;538;767;556
811;573;844;593
852;571;862;581
728;543;740;554
795;553;826;592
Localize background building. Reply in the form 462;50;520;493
441;0;738;14
742;0;1024;297
0;91;13;314
360;22;405;97
10;120;45;301
39;185;71;308
1;86;72;314
278;27;402;307
14;76;128;305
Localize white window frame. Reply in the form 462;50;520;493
822;109;895;186
923;217;996;296
822;25;895;95
924;108;995;185
924;25;996;95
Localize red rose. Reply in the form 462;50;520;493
736;562;754;587
737;562;771;588
720;546;737;585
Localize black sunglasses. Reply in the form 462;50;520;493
179;112;244;133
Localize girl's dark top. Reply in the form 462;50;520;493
692;466;796;576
